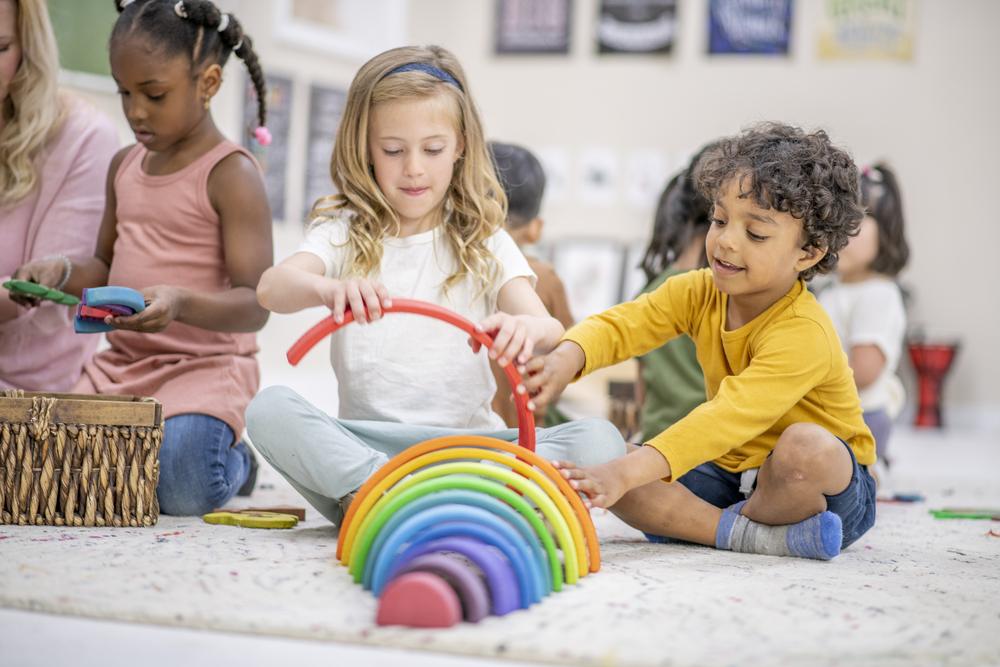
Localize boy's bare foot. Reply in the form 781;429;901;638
552;460;628;509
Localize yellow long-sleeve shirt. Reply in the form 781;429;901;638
564;268;875;480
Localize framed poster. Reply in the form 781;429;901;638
818;0;916;61
597;0;677;55
495;0;573;54
273;0;407;61
243;74;293;222
303;85;348;221
552;239;626;320
708;0;792;55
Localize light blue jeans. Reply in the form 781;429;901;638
245;385;627;526
156;413;252;516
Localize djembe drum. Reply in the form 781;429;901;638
907;340;959;428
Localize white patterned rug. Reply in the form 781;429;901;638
1;428;998;667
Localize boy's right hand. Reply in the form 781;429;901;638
316;277;391;325
518;340;585;413
9;258;70;308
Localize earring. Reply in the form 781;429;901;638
203;97;211;110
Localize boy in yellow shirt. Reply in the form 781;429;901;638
523;123;876;560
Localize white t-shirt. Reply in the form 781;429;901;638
298;215;535;429
818;277;906;414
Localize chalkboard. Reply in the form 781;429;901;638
48;0;116;76
303;84;347;221
242;74;293;222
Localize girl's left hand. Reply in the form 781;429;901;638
107;285;186;333
471;312;541;367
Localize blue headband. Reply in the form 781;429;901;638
384;62;463;91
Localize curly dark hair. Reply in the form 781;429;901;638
694;123;863;281
110;0;267;130
861;163;909;277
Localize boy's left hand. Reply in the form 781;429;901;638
470;312;541;367
106;285;185;333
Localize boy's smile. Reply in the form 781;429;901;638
707;176;824;328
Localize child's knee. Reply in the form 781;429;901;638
564;418;627;467
245;385;299;450
771;423;850;484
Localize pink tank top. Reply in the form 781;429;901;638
79;141;260;439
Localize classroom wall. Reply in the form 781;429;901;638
59;0;1000;427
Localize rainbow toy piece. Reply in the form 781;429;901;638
287;299;600;628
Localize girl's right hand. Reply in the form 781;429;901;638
316;277;391;325
9;258;70;308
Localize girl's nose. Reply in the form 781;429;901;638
403;154;423;177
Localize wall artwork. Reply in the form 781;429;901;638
578;147;620;207
818;0;916;61
708;0;792;55
243;74;293;222
495;0;573;54
303;85;348;221
552;239;626;321
596;0;678;55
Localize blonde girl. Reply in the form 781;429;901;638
247;45;624;526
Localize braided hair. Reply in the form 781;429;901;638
111;0;269;144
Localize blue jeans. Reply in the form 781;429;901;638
156;413;251;516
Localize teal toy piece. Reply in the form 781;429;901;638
74;286;146;333
2;279;80;306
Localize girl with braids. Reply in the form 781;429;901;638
246;45;624;528
15;0;273;515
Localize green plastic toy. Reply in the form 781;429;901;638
929;508;1000;520
2;279;79;306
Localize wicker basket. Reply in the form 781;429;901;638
0;390;163;527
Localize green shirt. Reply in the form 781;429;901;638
637;268;706;442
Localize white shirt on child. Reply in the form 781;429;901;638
298;214;535;430
818;277;906;415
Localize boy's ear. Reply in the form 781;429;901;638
199;63;224;100
796;244;827;273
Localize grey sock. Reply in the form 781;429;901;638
716;501;843;560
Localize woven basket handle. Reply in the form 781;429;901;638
286;298;537;452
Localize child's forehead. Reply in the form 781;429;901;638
370;94;460;135
716;176;801;226
111;36;191;80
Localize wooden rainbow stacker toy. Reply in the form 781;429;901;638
287;299;600;628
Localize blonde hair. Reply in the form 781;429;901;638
0;0;66;206
310;45;507;296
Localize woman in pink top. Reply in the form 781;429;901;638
0;0;117;391
15;0;273;515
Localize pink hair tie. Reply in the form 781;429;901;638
254;126;272;146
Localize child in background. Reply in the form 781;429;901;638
634;147;717;442
246;46;624;528
14;0;274;515
523;123;876;560
819;163;909;476
488;140;573;427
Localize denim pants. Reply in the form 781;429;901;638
245;385;627;526
156;413;252;516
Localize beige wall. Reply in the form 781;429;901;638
62;0;1000;426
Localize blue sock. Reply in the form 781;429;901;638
715;501;843;560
